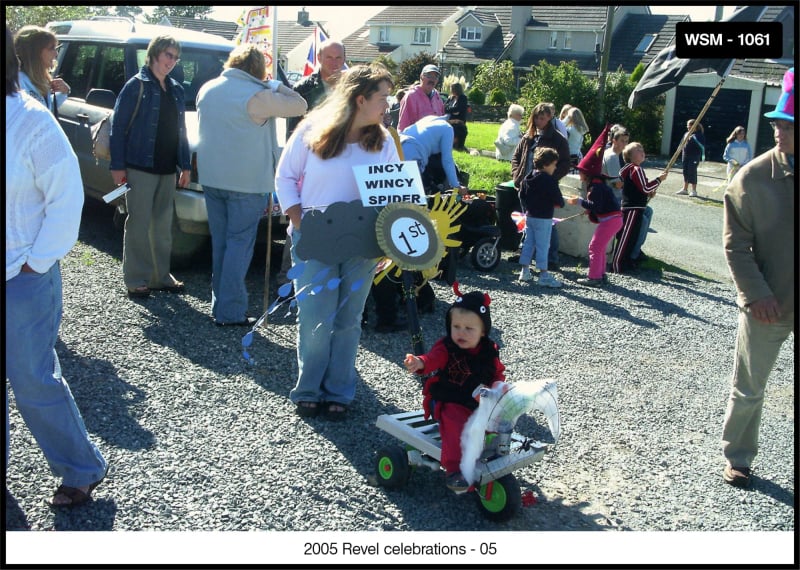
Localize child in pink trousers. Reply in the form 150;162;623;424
404;283;505;493
567;124;622;286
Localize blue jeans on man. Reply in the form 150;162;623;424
6;263;107;487
289;229;376;406
204;186;268;324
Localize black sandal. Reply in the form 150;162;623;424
295;401;319;418
324;402;348;421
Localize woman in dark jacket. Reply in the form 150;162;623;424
444;82;468;122
676;119;705;197
110;35;191;298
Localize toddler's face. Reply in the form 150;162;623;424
449;308;485;350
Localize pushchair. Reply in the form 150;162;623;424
423;155;501;279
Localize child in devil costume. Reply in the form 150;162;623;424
403;282;506;493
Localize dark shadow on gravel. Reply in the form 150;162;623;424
138;293;254;375
597;274;714;325
5;489;31;531
557;288;658;328
750;477;795;508
77;200;123;260
56;339;156;451
51;498;117;531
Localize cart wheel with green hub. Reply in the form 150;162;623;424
474;473;521;522
375;445;411;488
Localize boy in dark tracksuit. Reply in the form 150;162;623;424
612;142;667;274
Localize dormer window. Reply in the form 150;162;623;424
634;33;657;53
414;27;431;45
378;26;389;43
563;31;572;50
459;26;481;41
549;31;558;49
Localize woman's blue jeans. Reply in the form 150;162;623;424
5;263;107;487
519;216;553;270
289;229;376;405
204;186;268;324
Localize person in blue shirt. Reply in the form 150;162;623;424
722;126;752;183
400;115;467;196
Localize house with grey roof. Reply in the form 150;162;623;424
660;5;793;158
344;6;466;68
344;4;793;157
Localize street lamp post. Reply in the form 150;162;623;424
438;46;447;81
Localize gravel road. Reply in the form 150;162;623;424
5;185;794;565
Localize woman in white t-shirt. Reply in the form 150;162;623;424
276;64;399;420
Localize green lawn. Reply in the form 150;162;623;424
465;121;500;153
454;121;515;193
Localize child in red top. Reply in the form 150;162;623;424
404;283;505;493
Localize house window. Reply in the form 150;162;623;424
414;27;431;44
378;26;389;43
549;31;559;49
459;26;481;41
563;31;572;50
634;33;657;53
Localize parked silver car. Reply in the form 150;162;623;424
47;18;288;263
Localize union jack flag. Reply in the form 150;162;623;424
303;26;328;76
302;26;347;76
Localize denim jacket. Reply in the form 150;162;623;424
109;65;191;172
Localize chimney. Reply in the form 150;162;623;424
298;7;310;26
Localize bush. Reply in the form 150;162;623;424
487;88;507;106
396;52;438;88
467;88;485;105
470;60;516;101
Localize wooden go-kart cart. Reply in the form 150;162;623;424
374;380;559;522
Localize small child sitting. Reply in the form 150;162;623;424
404;283;505;493
517;147;565;287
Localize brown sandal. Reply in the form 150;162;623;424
151;280;185;293
49;470;107;508
127;285;151;298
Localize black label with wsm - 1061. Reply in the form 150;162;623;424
676;22;783;59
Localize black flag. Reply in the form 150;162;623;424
627;6;768;109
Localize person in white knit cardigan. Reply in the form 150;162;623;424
5;24;108;508
494;103;524;161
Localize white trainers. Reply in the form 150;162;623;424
675;188;688;195
537;272;563;288
518;267;532;282
688;191;698;197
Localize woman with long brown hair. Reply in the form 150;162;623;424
276;64;398;420
14;25;71;113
